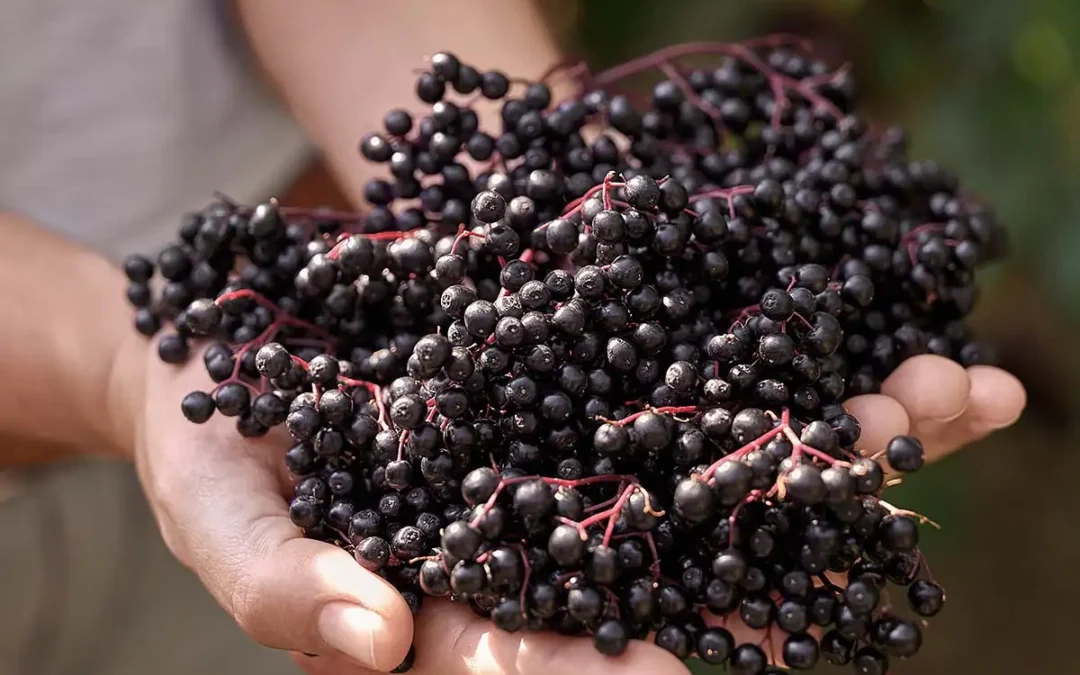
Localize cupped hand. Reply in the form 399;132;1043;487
130;340;414;671
287;354;1026;675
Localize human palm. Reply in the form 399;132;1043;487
134;342;1023;675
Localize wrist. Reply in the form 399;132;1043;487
66;246;149;461
0;214;147;464
103;326;150;460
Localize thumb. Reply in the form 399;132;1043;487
161;466;414;669
221;531;415;670
141;349;414;669
161;467;414;669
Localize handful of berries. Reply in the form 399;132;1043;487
125;37;1004;674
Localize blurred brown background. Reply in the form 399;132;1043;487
288;1;1080;671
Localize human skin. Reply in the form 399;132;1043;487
0;0;1028;673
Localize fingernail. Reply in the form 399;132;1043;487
976;414;1022;435
924;403;969;426
916;407;968;436
317;602;387;669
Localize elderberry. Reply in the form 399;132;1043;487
125;39;1012;670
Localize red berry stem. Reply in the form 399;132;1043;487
212;342;263;396
727;489;767;547
586;41;846;131
469;473;641;529
602;405;703;427
802;62;853;88
212;311;338;397
902;223;947;243
561;177;627;219
700;410;792;482
690;186;756;219
394;405;440;461
600;170;620;211
782;424;843;466
288;355;391;429
914;549;937;584
215;289;335;343
537;58;593;87
656;60;727;141
450;227;487;255
511;543;533;618
324;227;434;262
582;489;627;515
598;483;643;547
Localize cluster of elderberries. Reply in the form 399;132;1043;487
123;38;1006;674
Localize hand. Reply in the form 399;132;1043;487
127;338;415;670
288;354;1026;675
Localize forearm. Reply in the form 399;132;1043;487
235;0;563;206
0;213;143;463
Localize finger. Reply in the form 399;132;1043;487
843;394;911;454
403;600;689;675
879;355;972;436
158;446;412;668
162;453;412;668
962;366;1026;433
143;361;414;669
921;366;1027;462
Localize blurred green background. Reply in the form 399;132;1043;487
544;0;1080;672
